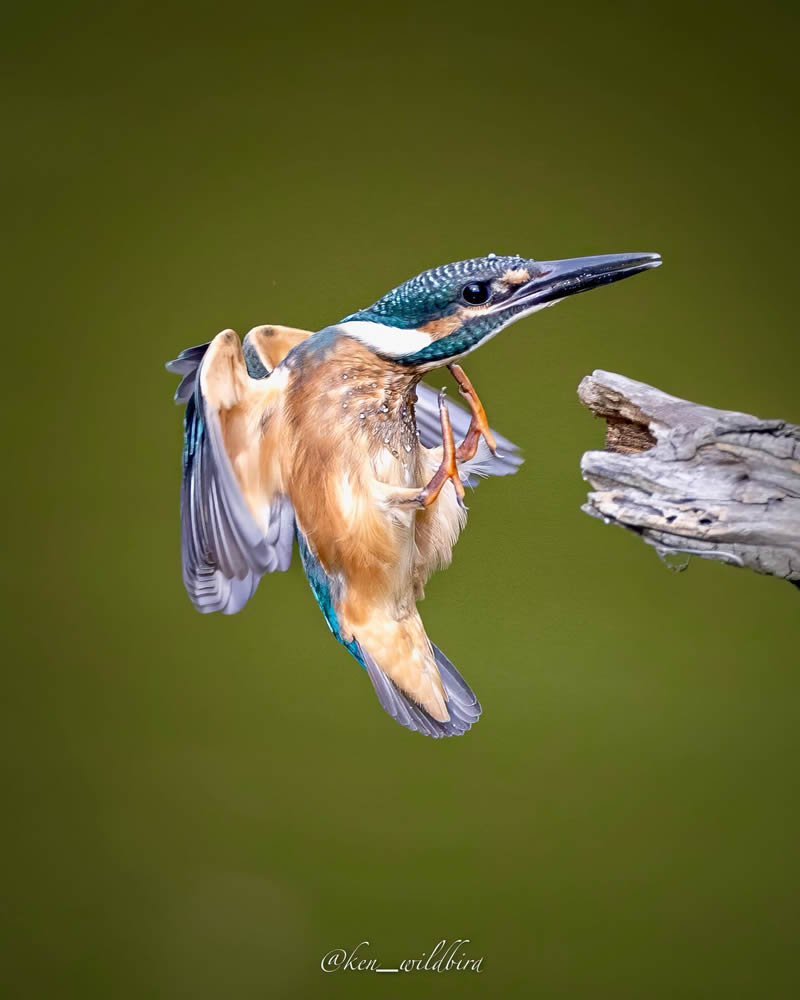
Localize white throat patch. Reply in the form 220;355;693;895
337;320;432;358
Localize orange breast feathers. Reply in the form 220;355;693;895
285;405;413;615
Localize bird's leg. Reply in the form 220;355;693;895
388;390;466;509
448;363;498;460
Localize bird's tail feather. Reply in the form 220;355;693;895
360;642;481;738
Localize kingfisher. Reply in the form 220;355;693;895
166;252;661;737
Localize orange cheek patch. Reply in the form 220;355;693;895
420;313;463;339
421;304;496;339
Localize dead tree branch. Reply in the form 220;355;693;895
578;371;800;589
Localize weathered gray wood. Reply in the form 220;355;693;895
578;371;800;588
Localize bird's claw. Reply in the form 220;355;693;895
407;388;466;509
448;363;498;459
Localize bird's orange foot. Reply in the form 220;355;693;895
448;363;499;460
399;389;466;509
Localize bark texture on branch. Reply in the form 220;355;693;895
578;371;800;588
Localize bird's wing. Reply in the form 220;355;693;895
169;325;313;403
415;383;524;485
166;329;294;615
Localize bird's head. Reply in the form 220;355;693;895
338;251;661;369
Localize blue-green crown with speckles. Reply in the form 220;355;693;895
342;254;527;330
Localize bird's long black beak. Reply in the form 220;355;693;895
503;252;662;311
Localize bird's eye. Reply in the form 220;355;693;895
461;281;491;305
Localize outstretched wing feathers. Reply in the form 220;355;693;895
169;331;294;615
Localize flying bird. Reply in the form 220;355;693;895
166;252;661;737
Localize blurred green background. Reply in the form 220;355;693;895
3;1;799;997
